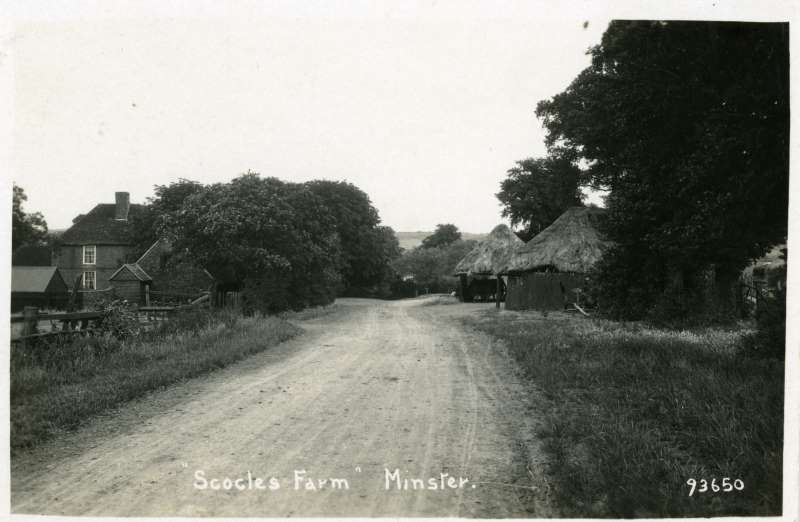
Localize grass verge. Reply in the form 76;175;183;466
11;313;300;451
419;295;460;306
465;310;783;517
279;303;340;321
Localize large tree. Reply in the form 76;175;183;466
305;180;399;294
496;154;584;241
164;174;342;312
129;178;205;258
536;21;789;319
12;184;48;251
421;224;462;249
147;174;399;308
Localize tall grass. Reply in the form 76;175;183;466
278;303;340;321
11;310;300;450
467;311;783;517
419;295;460;306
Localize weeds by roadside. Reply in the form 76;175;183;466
11;310;300;450
419;295;460;306
465;310;783;517
279;303;340;321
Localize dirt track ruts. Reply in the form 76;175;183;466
11;297;553;517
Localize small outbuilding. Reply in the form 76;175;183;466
454;224;524;302
11;266;69;312
502;206;612;311
109;263;153;305
136;238;216;303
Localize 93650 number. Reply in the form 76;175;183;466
686;478;744;496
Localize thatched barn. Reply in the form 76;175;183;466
454;224;524;302
502;206;612;310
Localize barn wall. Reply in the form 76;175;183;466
506;272;585;310
11;292;69;312
458;274;505;302
468;277;495;301
114;280;144;304
457;274;469;302
45;272;69;294
79;288;118;308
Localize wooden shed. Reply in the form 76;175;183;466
453;224;524;302
11;266;69;312
109;263;152;305
502;207;613;311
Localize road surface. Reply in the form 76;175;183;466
11;297;553;517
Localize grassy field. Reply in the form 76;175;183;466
465;309;784;517
11;312;300;450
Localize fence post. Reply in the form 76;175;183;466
22;306;38;336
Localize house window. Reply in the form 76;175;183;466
83;245;96;265
82;271;96;290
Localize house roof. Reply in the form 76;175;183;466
136;237;169;265
60;203;146;245
109;263;153;282
503;206;614;274
12;266;66;293
454;224;524;276
134;238;218;288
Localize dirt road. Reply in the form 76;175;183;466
11;298;552;517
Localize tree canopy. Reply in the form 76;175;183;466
496;154;584;241
129;178;205;259
12;184;48;251
421;224;462;249
143;174;399;311
535;21;789;319
392;239;476;293
305;180;400;294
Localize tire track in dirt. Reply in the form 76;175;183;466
11;298;553;517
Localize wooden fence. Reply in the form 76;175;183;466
738;280;781;317
10;308;107;343
10;293;211;344
148;290;206;306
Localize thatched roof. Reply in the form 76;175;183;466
454;224;524;276
503;206;613;274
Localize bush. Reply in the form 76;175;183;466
586;247;661;321
93;298;142;339
590;248;744;327
241;272;291;315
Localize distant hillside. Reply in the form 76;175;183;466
396;231;488;251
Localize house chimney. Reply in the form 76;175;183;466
115;192;130;221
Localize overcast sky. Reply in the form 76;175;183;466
5;1;793;233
